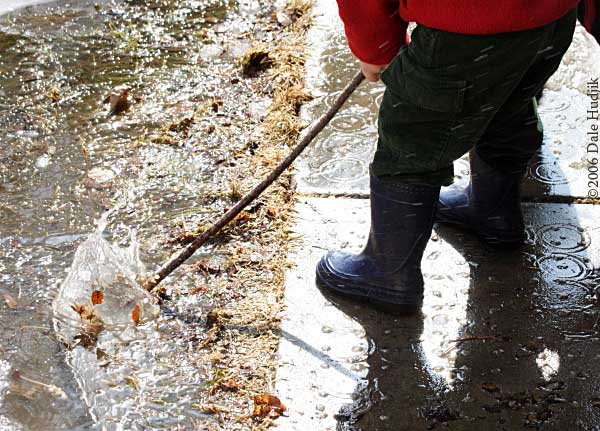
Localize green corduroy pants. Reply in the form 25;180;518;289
374;8;578;186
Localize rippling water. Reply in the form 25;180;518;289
0;0;272;428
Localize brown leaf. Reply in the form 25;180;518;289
124;375;140;391
73;332;98;348
46;87;61;103
189;284;208;295
221;378;239;392
481;382;499;393
241;48;272;77
132;304;140;325
167;117;194;134
82;177;111;190
2;292;18;308
96;348;109;361
235;211;251;222
71;303;97;323
206;308;231;329
253;394;286;419
91;290;104;305
71;303;88;317
151;135;179;146
104;86;131;115
200;404;229;414
197;259;222;275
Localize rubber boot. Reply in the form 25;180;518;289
436;150;525;247
315;172;440;315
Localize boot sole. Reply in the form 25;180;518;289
315;260;422;316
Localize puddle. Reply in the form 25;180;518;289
0;0;278;428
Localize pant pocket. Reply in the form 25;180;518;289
380;48;467;113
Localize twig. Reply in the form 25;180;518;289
441;334;499;357
142;71;365;293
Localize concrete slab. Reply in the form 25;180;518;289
296;5;600;200
277;198;600;430
276;197;471;429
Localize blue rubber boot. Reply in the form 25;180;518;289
436;150;525;248
315;173;440;315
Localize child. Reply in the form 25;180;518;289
316;1;581;314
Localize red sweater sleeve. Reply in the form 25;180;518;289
336;0;408;65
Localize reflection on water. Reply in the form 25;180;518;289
420;243;469;389
536;348;560;382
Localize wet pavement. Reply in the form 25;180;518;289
277;1;600;430
278;200;600;430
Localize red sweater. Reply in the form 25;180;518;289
337;0;580;65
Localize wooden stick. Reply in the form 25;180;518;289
143;71;365;293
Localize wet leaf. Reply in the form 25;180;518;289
124;375;140;391
132;304;140;324
221;378;239;392
103;85;131;115
2;292;18;308
481;382;499;393
91;290;104;305
253;394;286;419
167;117;194;134
199;403;230;414
241;48;272;77
71;303;95;321
151;134;179;146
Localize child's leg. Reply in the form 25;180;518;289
435;9;577;245
474;98;543;176
373;8;577;187
476;8;577;173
